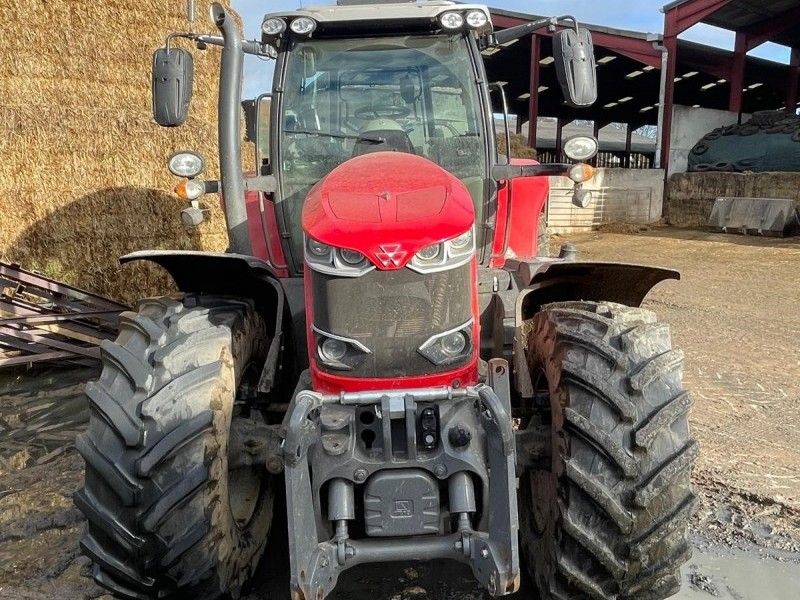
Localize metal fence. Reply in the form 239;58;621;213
546;186;656;229
537;150;654;169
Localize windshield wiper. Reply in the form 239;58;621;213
285;130;384;144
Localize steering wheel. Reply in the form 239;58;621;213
355;105;412;120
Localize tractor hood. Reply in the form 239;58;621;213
302;152;475;270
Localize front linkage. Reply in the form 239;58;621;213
282;359;520;600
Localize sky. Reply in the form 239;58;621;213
231;0;791;98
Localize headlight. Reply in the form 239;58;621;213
416;244;443;263
290;17;316;35
439;11;465;30
262;17;286;36
307;238;331;257
440;332;467;356
338;248;367;266
418;321;473;366
320;338;347;362
465;10;488;29
305;236;375;277
564;136;599;162
447;230;473;255
409;229;475;273
168;151;205;178
314;326;371;371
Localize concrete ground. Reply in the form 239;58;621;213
1;228;799;599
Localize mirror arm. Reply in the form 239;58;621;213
167;32;271;57
482;15;580;48
492;163;574;181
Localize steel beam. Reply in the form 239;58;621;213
729;31;747;114
491;14;661;68
624;125;634;168
664;0;734;37
743;5;800;51
660;34;678;170
528;34;541;148
788;48;800;112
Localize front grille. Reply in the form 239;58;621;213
311;263;472;378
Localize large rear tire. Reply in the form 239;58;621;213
75;295;275;599
520;301;697;599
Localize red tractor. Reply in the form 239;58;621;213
75;2;697;599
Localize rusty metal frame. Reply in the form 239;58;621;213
0;262;126;368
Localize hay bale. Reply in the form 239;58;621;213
496;134;538;160
0;1;252;304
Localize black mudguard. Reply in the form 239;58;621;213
514;260;680;322
120;250;286;393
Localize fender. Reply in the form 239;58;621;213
510;260;679;399
120;250;286;393
514;260;680;323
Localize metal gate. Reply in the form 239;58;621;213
546;186;656;231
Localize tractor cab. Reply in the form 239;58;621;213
251;2;598;272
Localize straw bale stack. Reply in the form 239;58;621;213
0;0;253;303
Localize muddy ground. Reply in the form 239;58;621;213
1;228;799;599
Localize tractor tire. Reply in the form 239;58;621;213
74;295;275;599
520;301;697;600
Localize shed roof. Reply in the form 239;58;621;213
486;6;793;128
662;0;800;48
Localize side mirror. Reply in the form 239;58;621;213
152;47;194;127
553;28;598;108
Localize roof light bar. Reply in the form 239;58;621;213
289;17;316;35
262;17;286;36
439;11;465;30
465;9;488;29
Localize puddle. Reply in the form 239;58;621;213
675;543;800;599
0;365;98;460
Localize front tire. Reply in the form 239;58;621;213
75;295;274;599
520;301;697;599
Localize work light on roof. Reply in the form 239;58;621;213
465;10;488;29
262;17;286;36
439;11;465;30
290;17;317;35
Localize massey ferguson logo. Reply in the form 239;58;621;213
375;244;407;268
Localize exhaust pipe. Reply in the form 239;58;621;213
211;2;252;256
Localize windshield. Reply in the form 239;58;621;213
277;34;487;269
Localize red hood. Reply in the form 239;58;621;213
302;152;475;270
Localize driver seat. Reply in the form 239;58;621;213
353;118;415;157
